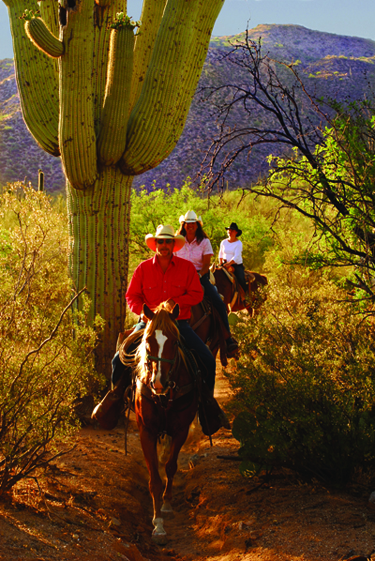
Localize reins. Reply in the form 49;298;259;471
146;354;175;365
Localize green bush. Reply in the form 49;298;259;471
0;183;104;494
129;182;274;274
228;268;375;487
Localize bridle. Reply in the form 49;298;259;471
146;345;179;396
146;354;175;366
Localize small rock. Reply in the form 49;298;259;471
110;517;122;527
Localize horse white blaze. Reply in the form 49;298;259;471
152;330;168;391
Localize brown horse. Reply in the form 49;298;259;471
190;298;232;366
212;265;268;316
133;302;199;544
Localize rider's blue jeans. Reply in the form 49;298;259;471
111;318;216;390
200;273;230;334
232;263;247;293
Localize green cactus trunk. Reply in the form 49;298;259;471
67;169;133;376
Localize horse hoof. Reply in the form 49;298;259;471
152;517;167;545
161;504;174;518
152;531;168;545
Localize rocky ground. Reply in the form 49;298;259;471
0;368;375;561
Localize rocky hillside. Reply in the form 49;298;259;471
1;24;374;193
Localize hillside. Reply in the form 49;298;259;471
0;24;374;193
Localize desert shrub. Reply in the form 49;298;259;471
228;268;375;487
0;183;104;494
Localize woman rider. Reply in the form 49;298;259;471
176;211;238;353
219;222;247;293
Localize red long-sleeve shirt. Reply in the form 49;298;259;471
126;255;203;320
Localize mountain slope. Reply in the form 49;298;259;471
1;24;374;193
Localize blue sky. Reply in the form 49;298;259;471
0;0;374;60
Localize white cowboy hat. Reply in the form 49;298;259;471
179;210;203;226
145;224;186;252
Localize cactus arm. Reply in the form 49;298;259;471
154;0;225;160
25;18;64;58
92;2;125;134
119;0;224;175
128;0;167;113
120;0;199;174
38;0;59;38
3;0;60;156
59;0;98;190
97;22;135;166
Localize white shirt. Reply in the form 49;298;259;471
219;239;243;265
175;237;213;271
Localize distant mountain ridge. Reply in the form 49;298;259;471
0;24;374;192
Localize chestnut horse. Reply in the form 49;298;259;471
212;265;268;316
133;302;199;544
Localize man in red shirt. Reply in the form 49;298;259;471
111;224;217;394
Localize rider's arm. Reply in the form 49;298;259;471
218;240;225;263
199;253;212;277
125;265;145;316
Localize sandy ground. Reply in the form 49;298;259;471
1;367;375;561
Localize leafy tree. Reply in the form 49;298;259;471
2;0;225;377
202;33;375;302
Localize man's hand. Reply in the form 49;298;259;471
165;299;176;312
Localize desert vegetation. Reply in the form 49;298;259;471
0;183;103;494
4;173;375;490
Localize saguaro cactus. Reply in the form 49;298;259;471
3;0;224;377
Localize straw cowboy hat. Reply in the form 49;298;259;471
145;224;186;252
179;210;203;226
225;222;242;237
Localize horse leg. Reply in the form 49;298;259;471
138;426;167;545
161;426;190;515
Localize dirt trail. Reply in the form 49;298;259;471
1;368;375;561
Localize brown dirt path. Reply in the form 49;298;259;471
1;367;375;561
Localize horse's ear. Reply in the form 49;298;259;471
171;303;180;320
143;304;155;321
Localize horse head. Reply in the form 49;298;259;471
139;303;180;395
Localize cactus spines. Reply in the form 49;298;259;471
129;0;167;114
25;18;64;58
5;0;224;377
